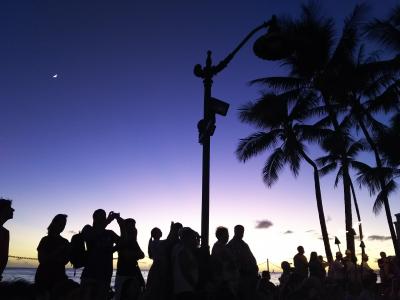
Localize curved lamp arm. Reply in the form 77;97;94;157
194;16;277;79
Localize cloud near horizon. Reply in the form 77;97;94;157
284;230;293;234
255;219;273;229
368;235;391;241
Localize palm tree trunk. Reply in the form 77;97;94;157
321;94;355;258
343;167;355;260
300;150;333;263
357;118;400;258
350;180;363;242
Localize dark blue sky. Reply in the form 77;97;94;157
1;0;399;266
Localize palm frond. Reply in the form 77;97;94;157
316;154;337;167
282;137;303;177
335;167;344;187
363;113;388;135
365;19;400;52
376;117;400;166
373;180;398;214
295;124;333;143
347;140;368;157
330;4;368;68
236;131;280;162
249;77;308;91
313;115;332;128
238;94;287;129
288;93;320;121
318;162;338;177
366;81;400;114
339;114;355;133
262;148;285;187
283;2;335;78
355;163;394;195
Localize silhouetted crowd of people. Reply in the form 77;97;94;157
278;247;400;300
1;198;400;300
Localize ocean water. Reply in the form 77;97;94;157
2;268;283;286
2;268;139;287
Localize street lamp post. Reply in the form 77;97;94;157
194;16;291;249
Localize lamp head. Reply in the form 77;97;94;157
253;15;293;60
210;97;229;116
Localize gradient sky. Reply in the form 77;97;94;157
1;0;399;270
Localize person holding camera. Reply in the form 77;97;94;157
114;215;145;300
80;209;120;300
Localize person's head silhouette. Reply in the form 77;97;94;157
215;226;229;244
168;222;183;240
179;227;199;249
261;271;271;280
93;209;107;229
297;246;305;254
151;227;162;240
345;249;352;258
281;261;291;272
0;199;14;226
310;251;318;261
123;218;137;239
233;225;244;240
47;214;67;236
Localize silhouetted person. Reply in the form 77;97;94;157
81;209;119;300
148;227;162;261
278;261;293;300
171;227;199;300
343;249;358;296
227;225;258;300
35;214;70;292
279;261;292;286
378;251;390;287
114;216;145;300
144;221;182;300
318;255;328;274
256;271;276;300
211;226;238;299
293;246;308;280
308;251;325;281
328;252;344;284
0;198;14;281
343;249;356;278
360;254;373;272
360;253;376;287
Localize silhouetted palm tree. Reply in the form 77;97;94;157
250;3;369;256
236;91;333;262
341;8;400;256
338;57;400;256
252;3;400;257
317;128;367;245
